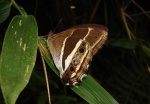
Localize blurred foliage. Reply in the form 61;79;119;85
0;0;150;104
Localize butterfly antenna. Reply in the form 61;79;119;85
51;19;63;33
39;19;63;38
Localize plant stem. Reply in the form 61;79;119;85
11;0;27;15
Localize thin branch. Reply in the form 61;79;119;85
39;45;51;104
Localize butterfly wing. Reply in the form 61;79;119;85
47;24;108;85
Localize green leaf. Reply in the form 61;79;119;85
72;75;118;104
0;0;11;24
38;38;59;76
0;15;38;104
140;45;150;57
38;38;119;104
108;39;137;49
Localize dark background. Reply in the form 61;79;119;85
0;0;150;104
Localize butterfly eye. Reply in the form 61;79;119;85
70;66;74;72
79;48;84;53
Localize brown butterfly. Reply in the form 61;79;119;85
47;24;108;85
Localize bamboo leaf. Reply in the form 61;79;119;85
140;45;150;57
108;39;137;49
0;0;11;24
0;15;38;104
